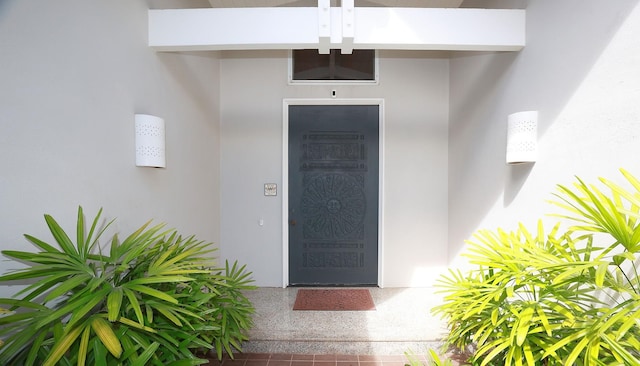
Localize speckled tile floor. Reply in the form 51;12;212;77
239;287;448;356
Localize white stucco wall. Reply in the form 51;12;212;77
449;0;640;264
0;0;221;297
3;0;637;296
219;51;449;287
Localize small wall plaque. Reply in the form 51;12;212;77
264;183;277;196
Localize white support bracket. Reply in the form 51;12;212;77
341;0;355;54
317;0;331;54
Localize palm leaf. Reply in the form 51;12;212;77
37;287;109;329
43;214;79;257
131;342;160;366
22;234;59;253
42;321;86;366
122;287;144;325
77;325;92;366
601;333;640;365
76;206;86;259
127;276;195;285
91;316;123;358
44;273;93;302
126;284;179;304
92;338;108;366
117;316;157;333
107;287;124;322
25;330;49;366
84;207;115;256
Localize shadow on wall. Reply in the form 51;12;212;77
448;51;520;197
0;2;10;20
504;163;534;206
448;51;520;261
157;52;220;120
448;1;640;262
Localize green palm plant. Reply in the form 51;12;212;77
0;207;255;365
405;349;456;366
434;168;640;366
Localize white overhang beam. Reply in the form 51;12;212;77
149;8;319;51
148;7;525;52
355;8;524;51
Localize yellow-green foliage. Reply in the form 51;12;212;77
434;169;640;366
0;207;255;365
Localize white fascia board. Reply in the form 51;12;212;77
149;8;318;51
149;7;525;52
354;8;525;51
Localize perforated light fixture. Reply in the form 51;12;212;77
135;114;166;168
506;111;538;164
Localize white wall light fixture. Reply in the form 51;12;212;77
135;114;166;168
506;110;538;164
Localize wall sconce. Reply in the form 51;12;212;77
506;111;538;164
135;114;166;168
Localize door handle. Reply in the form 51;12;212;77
289;219;297;226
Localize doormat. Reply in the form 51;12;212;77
293;289;376;311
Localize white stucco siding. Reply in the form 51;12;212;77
3;0;639;296
449;0;640;267
0;0;222;298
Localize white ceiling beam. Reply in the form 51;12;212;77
206;0;465;7
208;0;299;7
149;7;525;52
361;0;463;7
355;8;525;51
149;8;318;51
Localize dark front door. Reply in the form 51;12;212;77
288;105;379;286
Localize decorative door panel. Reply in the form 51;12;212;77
289;105;379;286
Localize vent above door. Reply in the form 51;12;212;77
290;49;377;84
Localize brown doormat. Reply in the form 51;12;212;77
293;289;376;311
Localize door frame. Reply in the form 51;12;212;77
282;98;385;288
